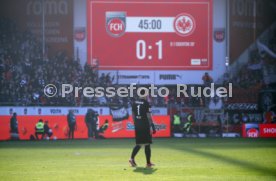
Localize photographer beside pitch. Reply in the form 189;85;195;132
85;109;99;139
129;90;156;168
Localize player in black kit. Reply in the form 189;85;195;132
129;90;156;168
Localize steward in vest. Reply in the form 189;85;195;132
183;114;193;133
98;119;109;139
173;113;181;133
99;120;109;133
35;119;45;140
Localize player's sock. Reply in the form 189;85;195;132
145;145;151;164
131;145;141;159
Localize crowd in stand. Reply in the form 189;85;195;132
1;17;275;108
228;28;276;89
0;18;205;107
0;18;113;106
227;50;263;89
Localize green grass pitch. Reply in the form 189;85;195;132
0;138;276;181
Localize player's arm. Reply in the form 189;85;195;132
147;112;156;134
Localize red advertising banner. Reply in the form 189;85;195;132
0;116;88;140
87;0;213;70
102;115;170;138
259;124;276;138
0;115;170;141
242;123;276;138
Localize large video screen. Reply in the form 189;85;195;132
87;0;213;70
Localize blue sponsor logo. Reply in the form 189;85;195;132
126;122;166;131
126;122;135;131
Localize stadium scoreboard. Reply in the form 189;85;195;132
87;0;213;70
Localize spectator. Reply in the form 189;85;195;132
10;112;19;140
263;110;276;124
67;110;76;139
202;72;213;86
44;120;53;139
217;115;222;137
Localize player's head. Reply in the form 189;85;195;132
138;88;148;99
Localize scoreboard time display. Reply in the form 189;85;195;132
87;0;213;70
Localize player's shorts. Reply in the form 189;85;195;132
134;124;152;145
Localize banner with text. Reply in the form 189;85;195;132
242;123;276;138
0;115;170;140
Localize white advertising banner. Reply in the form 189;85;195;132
0;107;110;116
0;107;168;116
154;71;184;84
127;107;167;115
99;70;154;84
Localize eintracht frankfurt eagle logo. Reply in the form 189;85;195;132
173;13;196;36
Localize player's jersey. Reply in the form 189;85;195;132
132;99;151;127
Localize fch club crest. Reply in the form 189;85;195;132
106;12;126;37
